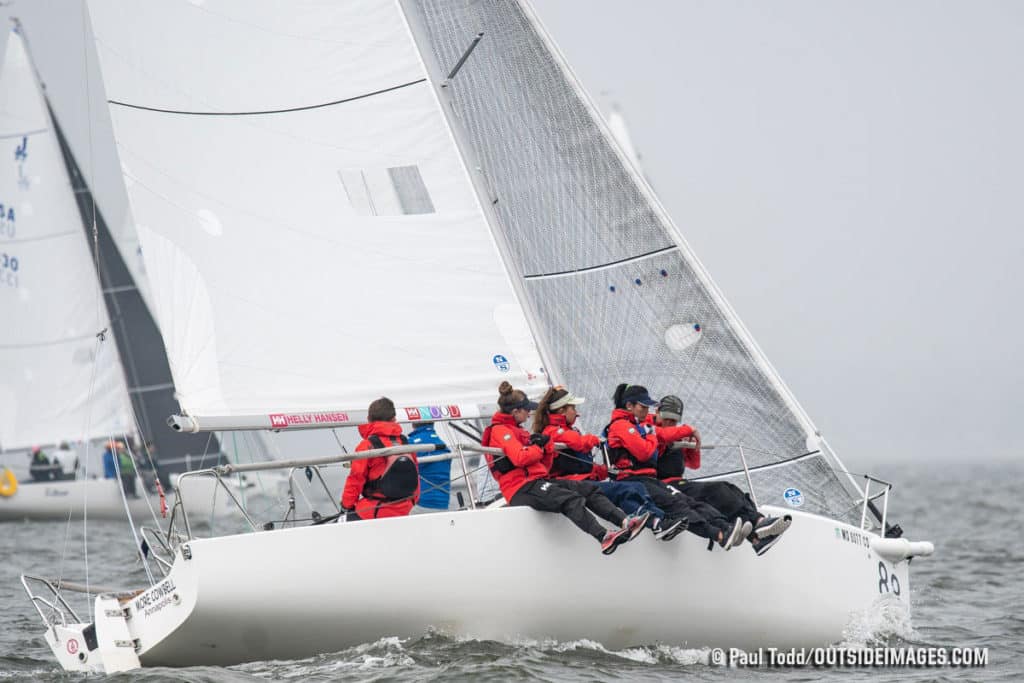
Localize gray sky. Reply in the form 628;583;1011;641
530;0;1024;464
4;1;1021;465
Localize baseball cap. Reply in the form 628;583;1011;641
658;395;684;422
622;385;658;407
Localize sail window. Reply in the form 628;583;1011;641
338;166;435;216
664;323;703;352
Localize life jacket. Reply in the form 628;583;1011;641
361;433;418;500
481;424;516;475
603;409;658;478
655;423;699;481
656;448;684;481
544;416;595;477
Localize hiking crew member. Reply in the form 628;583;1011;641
534;386;686;541
655;394;791;555
484;381;647;555
342;397;420;520
606;383;746;550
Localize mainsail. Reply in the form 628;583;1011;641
85;0;549;421
0;26;132;450
407;0;865;524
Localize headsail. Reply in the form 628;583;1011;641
0;26;133;450
85;0;549;422
408;0;865;523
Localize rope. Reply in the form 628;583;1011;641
107;78;427;117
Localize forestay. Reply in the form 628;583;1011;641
86;0;548;419
0;27;133;450
408;0;864;524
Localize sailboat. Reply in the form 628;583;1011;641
0;23;231;521
22;0;933;673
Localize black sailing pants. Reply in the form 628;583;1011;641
671;480;760;526
509;478;626;540
622;475;731;541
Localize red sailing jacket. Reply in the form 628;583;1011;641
483;412;551;501
341;421;419;519
654;421;701;483
606;408;659;479
543;414;607;481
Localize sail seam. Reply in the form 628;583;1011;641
127;382;175;394
107;79;428;116
523;245;678;280
0;128;48;139
0;332;101;349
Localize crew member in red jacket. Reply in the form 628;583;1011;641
534;385;686;541
606;383;746;550
341;397;420;520
484;381;646;555
655;395;791;555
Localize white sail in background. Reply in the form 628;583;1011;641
605;104;643;175
86;0;547;419
0;27;132;450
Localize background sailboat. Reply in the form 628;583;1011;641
21;0;932;672
0;23;234;521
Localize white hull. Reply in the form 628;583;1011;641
0;477;231;522
45;505;920;672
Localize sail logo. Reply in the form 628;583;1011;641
268;411;350;428
492;354;510;372
14;136;27;162
404;405;462;421
783;487;804;507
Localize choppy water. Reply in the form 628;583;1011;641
2;460;1021;681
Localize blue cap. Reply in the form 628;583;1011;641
622;385;657;407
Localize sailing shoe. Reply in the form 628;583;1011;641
754;515;792;539
751;533;785;556
740;520;754;542
721;517;746;551
730;520;752;548
623;511;652;541
600;526;632;555
653;516;688;542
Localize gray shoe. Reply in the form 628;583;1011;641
751;533;785;556
754;515;792;539
721;517;745;551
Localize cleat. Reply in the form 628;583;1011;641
721;517;745;551
600;526;632;555
623;511;651;541
654;516;688;541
